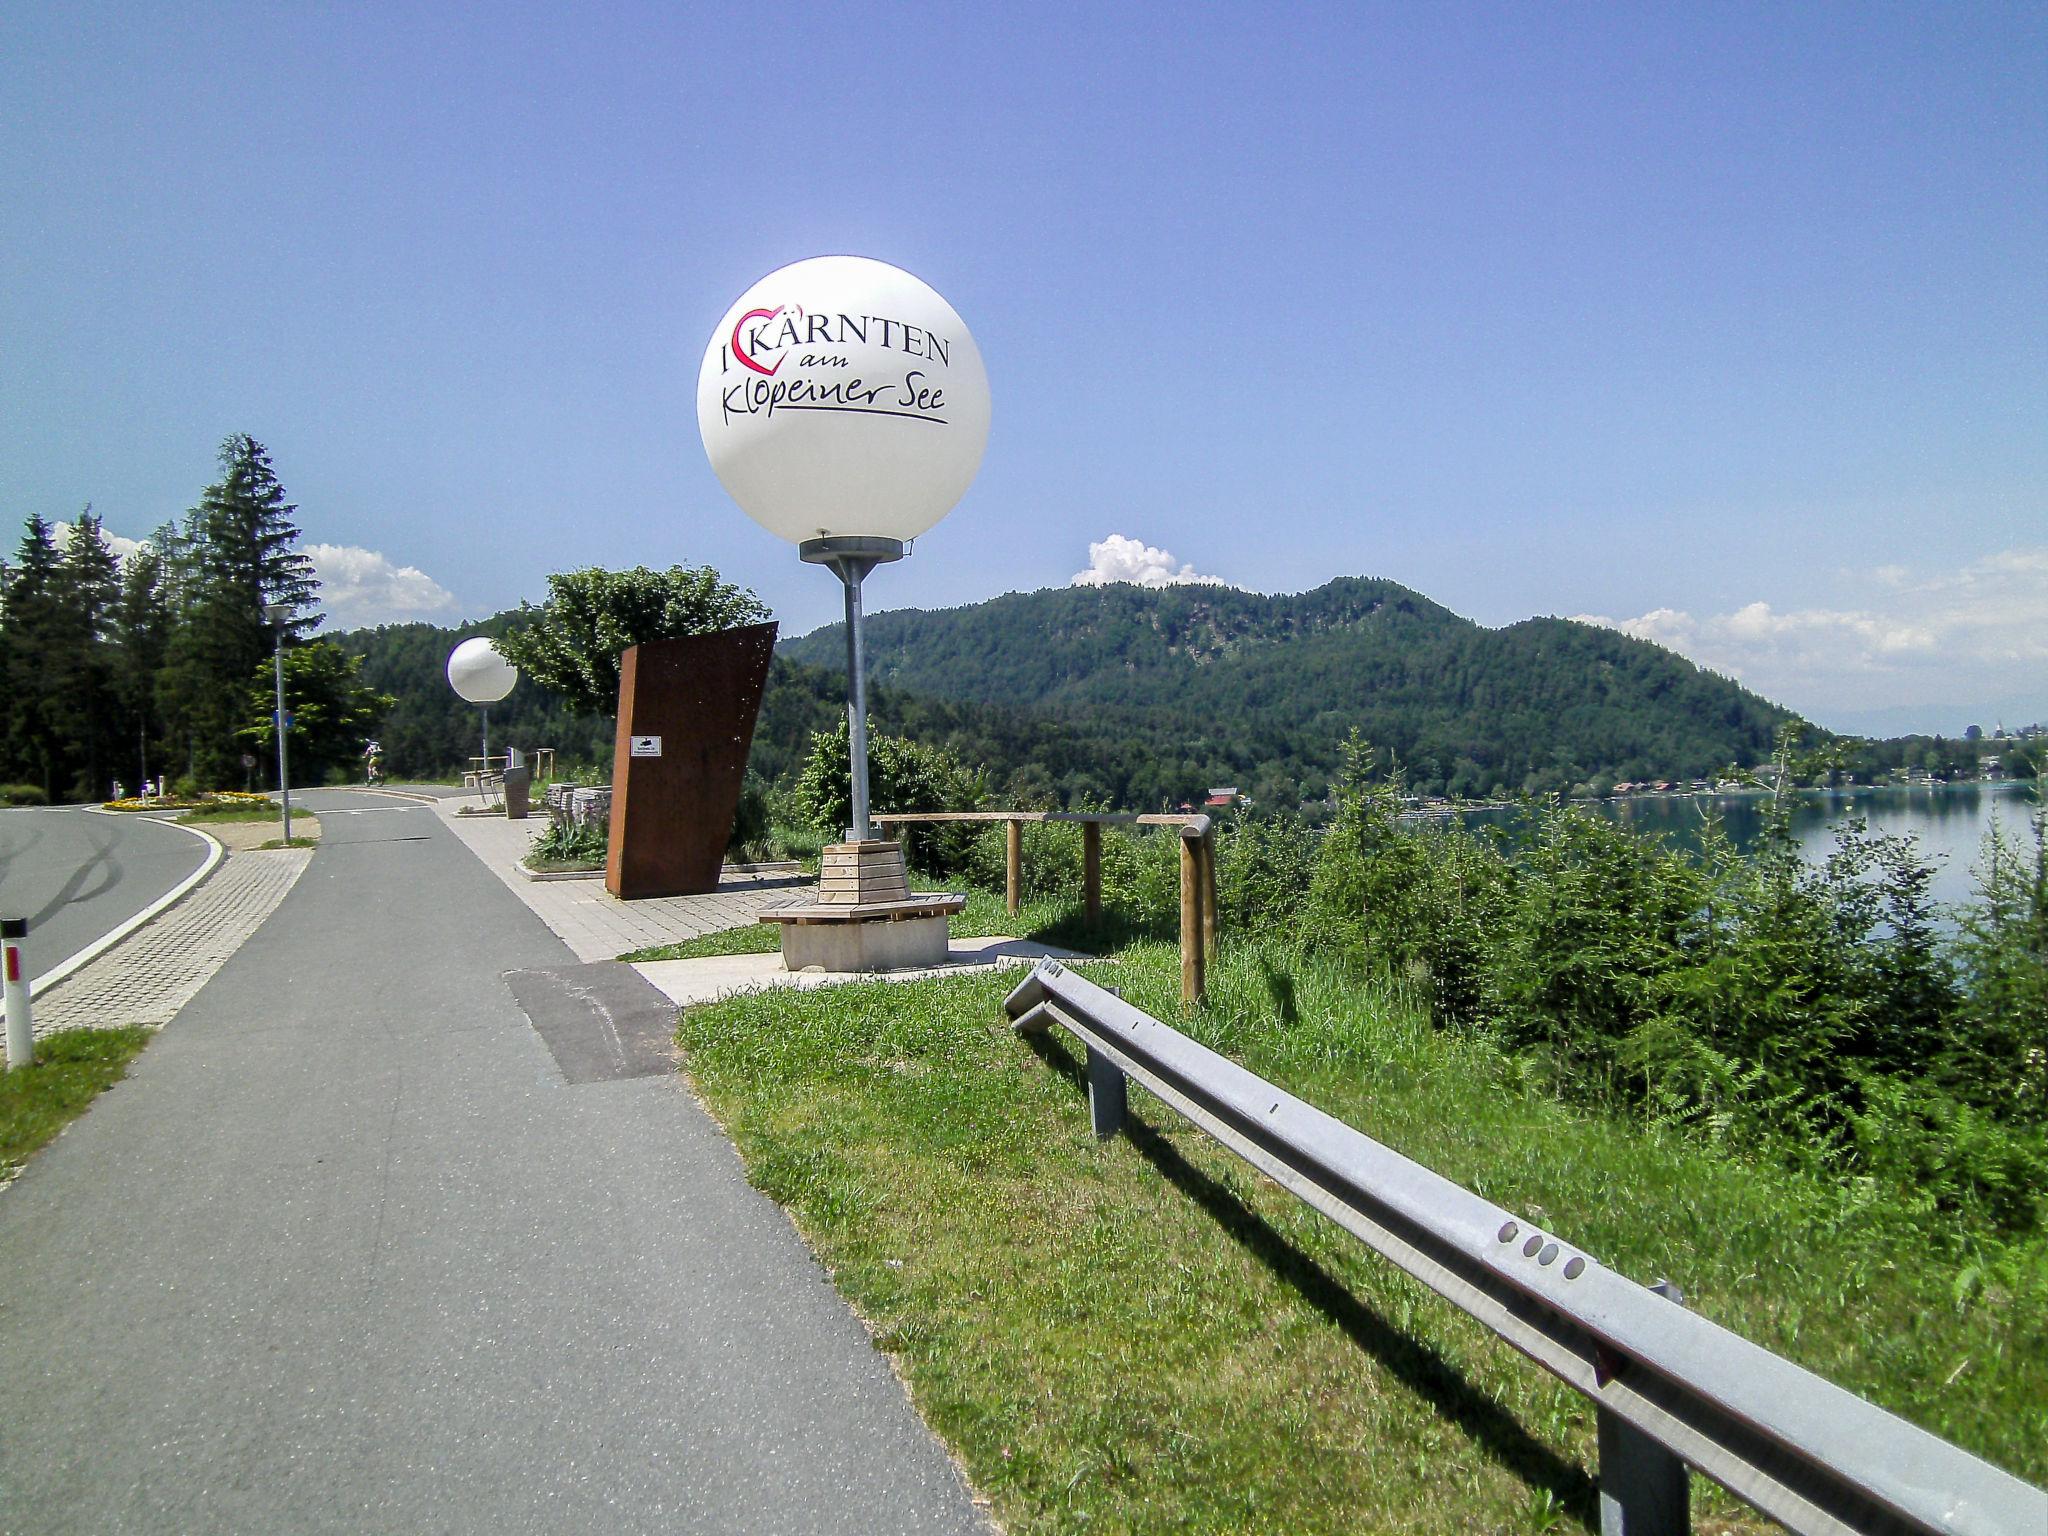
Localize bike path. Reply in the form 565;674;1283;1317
0;787;986;1534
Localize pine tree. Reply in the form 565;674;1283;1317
113;528;175;794
49;513;122;799
158;436;324;787
2;516;66;796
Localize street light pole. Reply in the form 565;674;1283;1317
265;604;292;843
801;536;905;842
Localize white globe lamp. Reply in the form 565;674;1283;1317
698;255;990;839
447;637;518;774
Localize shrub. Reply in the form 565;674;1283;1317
527;818;608;868
793;721;986;875
0;784;47;806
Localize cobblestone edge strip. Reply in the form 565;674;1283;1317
37;812;226;995
30;848;315;1037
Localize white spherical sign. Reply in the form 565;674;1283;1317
446;637;517;704
697;256;991;545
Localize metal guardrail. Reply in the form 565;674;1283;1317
1003;959;2047;1536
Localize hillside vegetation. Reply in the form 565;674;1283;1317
781;577;1801;804
334;576;1799;807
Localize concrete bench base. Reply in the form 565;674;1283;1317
760;894;967;974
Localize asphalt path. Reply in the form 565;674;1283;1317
0;807;211;984
0;786;988;1534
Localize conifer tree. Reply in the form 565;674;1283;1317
113;529;175;793
2;516;65;796
159;436;323;786
49;513;122;799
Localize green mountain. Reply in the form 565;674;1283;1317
779;577;1803;804
332;576;1802;809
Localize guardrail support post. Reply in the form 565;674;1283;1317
1083;822;1102;925
1006;817;1023;916
1599;1281;1690;1536
4;918;33;1069
1179;834;1206;1005
1085;1044;1126;1139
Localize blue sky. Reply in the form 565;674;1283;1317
4;3;2043;735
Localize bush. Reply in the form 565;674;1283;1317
728;775;769;856
793;721;986;875
0;784;47;806
527;819;608;868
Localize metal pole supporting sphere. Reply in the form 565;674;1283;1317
699;257;990;855
801;536;905;842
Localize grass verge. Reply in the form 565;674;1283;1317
621;889;1162;964
1;1027;153;1182
674;939;2046;1534
180;802;285;824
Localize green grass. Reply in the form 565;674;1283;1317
673;938;2046;1535
1;1027;154;1180
256;835;319;849
180;801;285;824
620;888;1161;964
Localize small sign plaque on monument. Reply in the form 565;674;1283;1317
630;736;663;758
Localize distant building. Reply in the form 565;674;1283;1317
1204;787;1241;808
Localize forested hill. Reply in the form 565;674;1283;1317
779;577;1804;803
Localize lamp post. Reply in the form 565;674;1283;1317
697;256;990;844
446;637;518;778
264;602;293;843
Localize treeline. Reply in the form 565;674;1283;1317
1843;730;2045;784
329;616;614;779
1;436;385;802
781;578;1804;805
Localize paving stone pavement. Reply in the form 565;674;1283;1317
31;847;313;1035
426;796;806;961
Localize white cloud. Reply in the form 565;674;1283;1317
1573;547;2048;720
1070;533;1232;589
50;520;145;562
306;543;461;629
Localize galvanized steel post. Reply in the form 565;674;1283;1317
1086;1045;1127;1139
1598;1281;1691;1536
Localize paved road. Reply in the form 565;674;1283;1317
0;807;211;984
0;787;986;1534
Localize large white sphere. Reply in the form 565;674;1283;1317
697;255;991;545
446;637;517;704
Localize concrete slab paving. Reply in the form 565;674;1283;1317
429;798;806;963
0;786;990;1535
633;935;1090;1008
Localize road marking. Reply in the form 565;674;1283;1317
43;811;226;994
313;806;428;816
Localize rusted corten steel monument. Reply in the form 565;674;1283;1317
605;621;777;900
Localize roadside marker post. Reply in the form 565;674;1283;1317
3;917;33;1069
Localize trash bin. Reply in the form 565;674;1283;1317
502;763;532;820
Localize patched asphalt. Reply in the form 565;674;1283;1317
0;786;988;1534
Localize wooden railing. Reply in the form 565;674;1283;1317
869;810;1218;1003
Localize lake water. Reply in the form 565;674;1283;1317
1460;783;2043;914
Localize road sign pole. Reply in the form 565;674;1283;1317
3;917;33;1069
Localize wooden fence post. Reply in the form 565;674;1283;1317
1006;817;1023;916
1180;831;1206;1005
1201;829;1219;963
1083;822;1102;924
